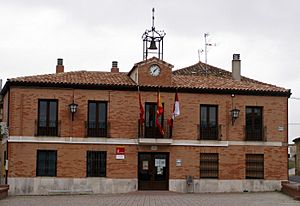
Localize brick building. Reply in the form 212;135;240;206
0;53;291;195
0;79;3;123
293;137;300;175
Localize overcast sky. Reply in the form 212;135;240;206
0;0;299;142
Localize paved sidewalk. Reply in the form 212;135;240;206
1;191;299;206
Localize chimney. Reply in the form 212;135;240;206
232;54;241;81
111;61;119;73
56;58;64;73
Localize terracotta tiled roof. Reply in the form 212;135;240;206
9;71;136;86
172;61;289;93
5;61;290;96
173;61;233;78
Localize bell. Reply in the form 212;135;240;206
148;39;157;50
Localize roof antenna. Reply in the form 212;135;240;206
203;33;216;76
204;33;216;64
198;49;204;62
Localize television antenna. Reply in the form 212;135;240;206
198;49;204;62
204;33;216;63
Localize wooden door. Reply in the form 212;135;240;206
138;153;169;190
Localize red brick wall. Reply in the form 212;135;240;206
168;145;287;180
5;86;288;181
8;143;287;180
8;143;137;179
137;61;172;86
7;87;288;142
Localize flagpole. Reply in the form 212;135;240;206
138;84;145;138
168;88;180;138
156;88;165;136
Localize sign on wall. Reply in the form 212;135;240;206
116;146;125;160
176;159;182;167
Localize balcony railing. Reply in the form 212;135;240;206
198;124;222;140
35;120;60;136
138;120;171;139
244;125;266;141
85;121;108;137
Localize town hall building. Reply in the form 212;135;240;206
0;13;291;195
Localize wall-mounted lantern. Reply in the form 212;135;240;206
231;94;240;125
69;101;78;121
231;108;240;125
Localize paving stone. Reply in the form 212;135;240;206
1;191;299;206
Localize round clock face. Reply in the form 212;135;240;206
149;64;161;76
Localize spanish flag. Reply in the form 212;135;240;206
156;91;164;136
139;92;144;124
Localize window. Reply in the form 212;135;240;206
245;154;264;179
200;105;218;140
200;153;219;178
87;151;106;177
246;107;263;140
38;99;58;136
145;103;164;138
36;150;57;177
87;101;107;137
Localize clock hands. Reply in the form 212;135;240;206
150;65;160;76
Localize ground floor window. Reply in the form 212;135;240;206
200;153;219;178
36;150;57;177
87;151;106;177
245;154;264;179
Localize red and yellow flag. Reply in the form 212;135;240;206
156;91;164;136
139;92;144;123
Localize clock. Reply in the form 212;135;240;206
149;64;161;76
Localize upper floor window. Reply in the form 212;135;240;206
36;150;57;177
144;102;164;138
87;101;107;137
37;99;58;136
200;105;219;140
245;107;263;141
87;151;106;177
